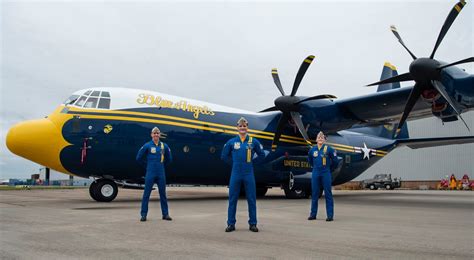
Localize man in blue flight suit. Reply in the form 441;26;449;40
221;117;266;232
308;131;340;222
136;127;173;222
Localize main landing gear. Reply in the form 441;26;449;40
89;179;118;202
282;183;310;199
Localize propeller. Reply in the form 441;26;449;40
262;55;336;151
367;0;472;135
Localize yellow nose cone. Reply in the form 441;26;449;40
6;119;70;173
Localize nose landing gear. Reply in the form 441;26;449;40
89;179;118;202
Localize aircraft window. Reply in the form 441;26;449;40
84;90;92;96
101;91;110;98
91;91;101;97
75;96;88;107
63;95;80;105
97;98;111;109
84;97;99;108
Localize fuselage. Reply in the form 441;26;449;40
6;87;397;188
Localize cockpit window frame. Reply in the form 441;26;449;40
84;97;99;109
68;90;111;109
63;95;80;106
75;96;88;107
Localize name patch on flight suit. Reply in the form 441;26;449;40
150;147;157;154
322;145;328;166
234;142;241;150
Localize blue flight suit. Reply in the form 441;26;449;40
136;140;172;218
221;135;265;226
308;144;339;219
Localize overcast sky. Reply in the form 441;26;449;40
1;0;473;179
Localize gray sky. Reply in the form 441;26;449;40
1;0;473;179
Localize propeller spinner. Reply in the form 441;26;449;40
367;0;473;135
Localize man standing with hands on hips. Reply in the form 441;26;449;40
308;131;340;222
136;127;173;222
221;117;265;232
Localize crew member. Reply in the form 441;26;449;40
221;117;265;232
136;127;173;222
307;131;340;221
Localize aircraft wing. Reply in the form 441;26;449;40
336;86;432;124
395;136;474;149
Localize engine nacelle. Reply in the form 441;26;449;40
421;89;440;103
431;100;458;122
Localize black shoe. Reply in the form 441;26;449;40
225;225;235;232
162;215;172;221
249;225;259;232
326;217;333;222
140;216;147;222
308;216;316;220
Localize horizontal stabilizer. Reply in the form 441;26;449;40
396;136;474;149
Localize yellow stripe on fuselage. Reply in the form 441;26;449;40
64;107;387;156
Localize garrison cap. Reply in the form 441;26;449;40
151;127;161;133
317;131;326;139
237;117;248;126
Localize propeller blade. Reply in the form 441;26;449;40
271;68;286;96
271;113;289;151
290;111;312;146
432;80;470;131
430;0;467;59
395;84;423;136
291;55;315;96
438;57;474;70
259;106;279;113
367;72;413;86
390;25;417;60
295;94;337;105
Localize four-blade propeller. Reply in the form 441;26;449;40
367;0;472;134
263;55;336;151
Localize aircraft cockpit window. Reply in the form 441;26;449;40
84;97;99;108
101;91;110;98
91;91;101;97
97;98;111;109
75;96;88;107
84;90;92;96
63;95;80;105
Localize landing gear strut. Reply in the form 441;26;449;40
89;179;118;202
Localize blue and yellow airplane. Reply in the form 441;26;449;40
5;0;474;201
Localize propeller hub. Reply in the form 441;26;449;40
409;58;441;83
275;96;300;112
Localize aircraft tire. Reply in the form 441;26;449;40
369;184;376;190
89;181;100;201
283;184;309;199
93;179;118;202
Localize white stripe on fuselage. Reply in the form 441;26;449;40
71;87;258;114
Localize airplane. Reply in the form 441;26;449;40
5;0;474;202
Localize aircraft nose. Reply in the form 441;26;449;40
6;118;68;171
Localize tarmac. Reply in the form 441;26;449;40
0;187;473;259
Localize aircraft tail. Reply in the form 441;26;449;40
370;62;408;139
377;62;401;92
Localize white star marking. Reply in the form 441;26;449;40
361;142;371;160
